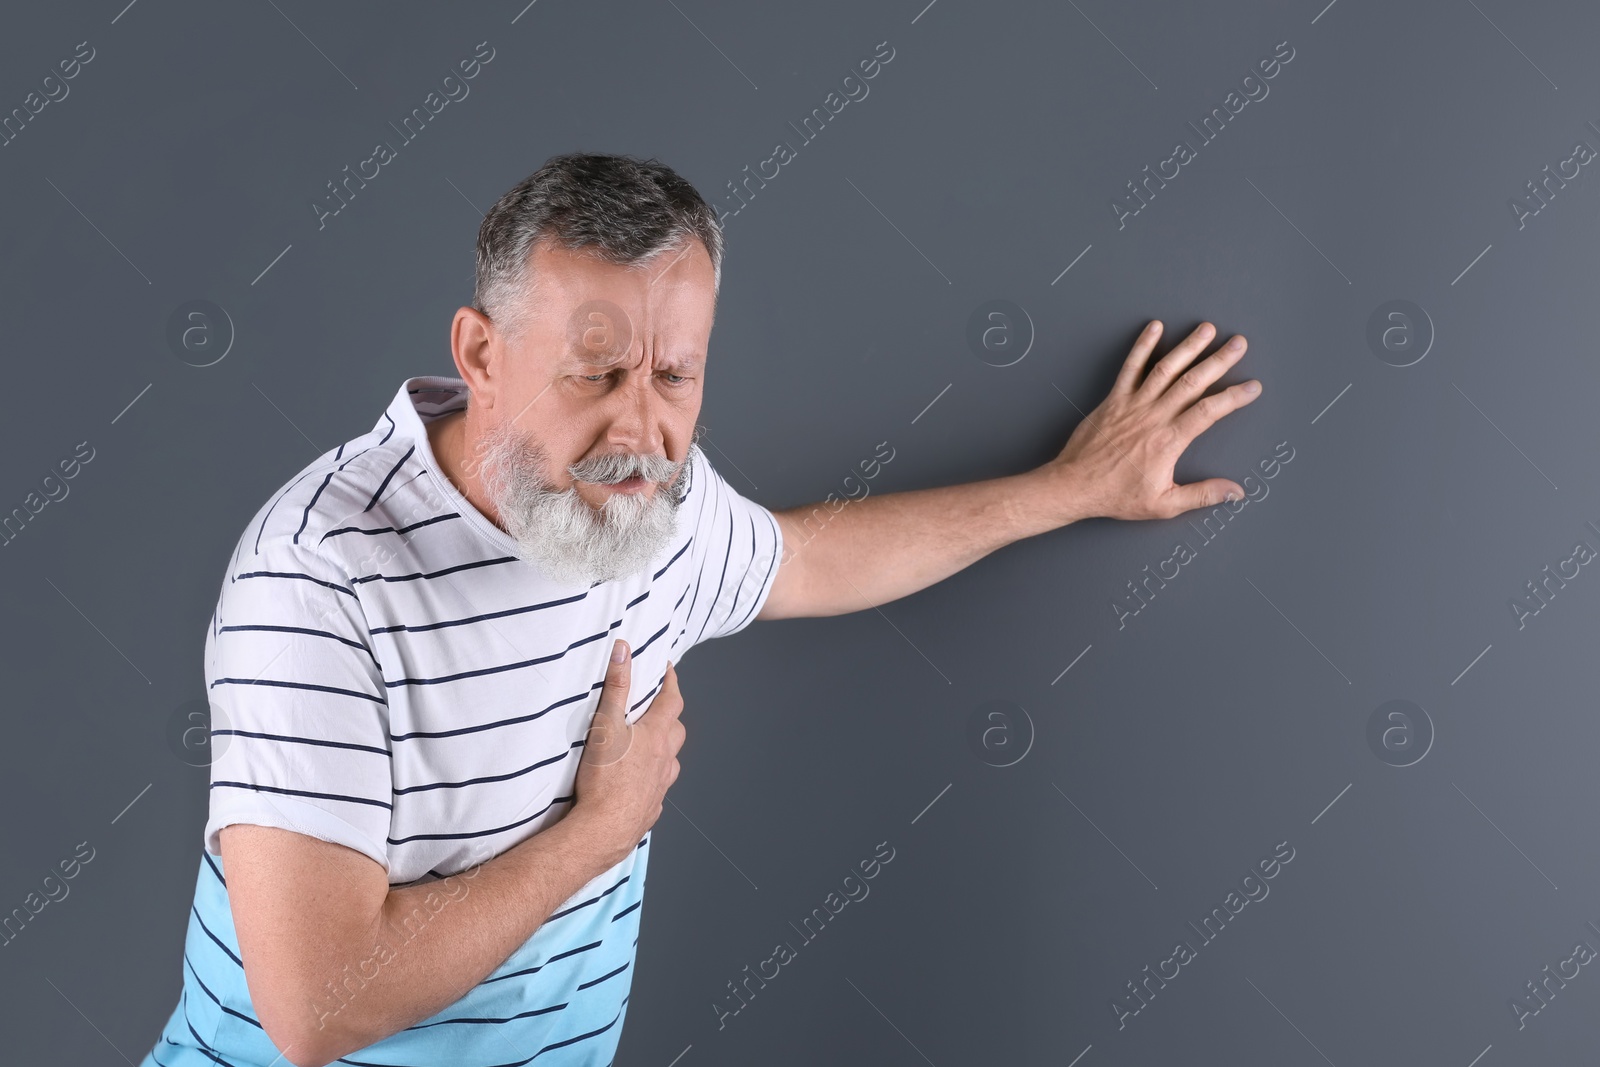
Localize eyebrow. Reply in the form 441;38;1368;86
563;351;702;373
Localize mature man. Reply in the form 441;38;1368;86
139;152;1259;1067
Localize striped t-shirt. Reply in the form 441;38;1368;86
139;374;782;1067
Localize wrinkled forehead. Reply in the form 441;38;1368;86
526;240;716;370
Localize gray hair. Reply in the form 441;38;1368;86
473;152;724;340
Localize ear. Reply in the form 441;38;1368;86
451;306;499;408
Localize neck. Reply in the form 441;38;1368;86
428;408;503;529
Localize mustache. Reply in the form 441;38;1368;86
568;451;681;484
477;418;701;509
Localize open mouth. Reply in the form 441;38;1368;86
611;475;649;492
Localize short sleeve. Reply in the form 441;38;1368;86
685;447;783;645
202;536;393;873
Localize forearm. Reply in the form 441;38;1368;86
775;464;1085;617
301;813;620;1065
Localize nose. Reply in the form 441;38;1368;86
603;362;663;460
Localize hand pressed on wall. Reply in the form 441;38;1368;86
1045;320;1263;522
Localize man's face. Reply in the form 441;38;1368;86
470;237;716;585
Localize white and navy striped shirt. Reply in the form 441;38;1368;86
139;374;782;1067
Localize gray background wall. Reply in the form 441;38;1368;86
2;0;1597;1063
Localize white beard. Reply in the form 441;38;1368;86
475;418;693;587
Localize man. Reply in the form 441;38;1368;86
139;152;1259;1067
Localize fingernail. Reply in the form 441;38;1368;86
1244;380;1260;394
1226;337;1243;350
611;639;627;664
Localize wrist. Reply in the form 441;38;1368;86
1014;462;1096;535
552;806;630;872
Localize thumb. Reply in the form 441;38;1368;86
585;638;634;766
660;659;678;700
1166;478;1245;516
596;638;632;722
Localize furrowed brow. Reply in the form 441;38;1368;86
559;350;703;373
662;354;702;374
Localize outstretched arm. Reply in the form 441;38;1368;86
756;320;1262;620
